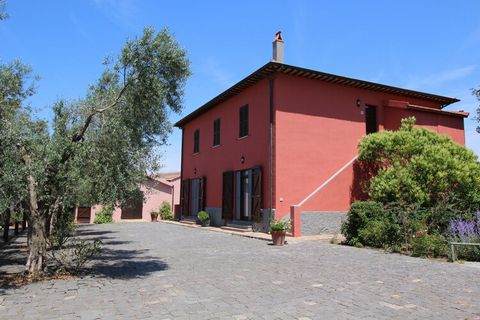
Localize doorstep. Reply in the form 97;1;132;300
161;220;337;243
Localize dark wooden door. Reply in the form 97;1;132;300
77;207;92;224
222;171;234;221
365;106;377;134
121;199;143;219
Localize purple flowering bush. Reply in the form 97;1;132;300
447;211;480;261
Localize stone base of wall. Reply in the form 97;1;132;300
205;207;223;227
203;207;274;231
252;209;274;232
301;211;347;236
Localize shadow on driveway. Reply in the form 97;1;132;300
91;247;169;279
0;224;169;294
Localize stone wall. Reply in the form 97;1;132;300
300;212;346;236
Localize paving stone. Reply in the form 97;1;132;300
1;222;480;319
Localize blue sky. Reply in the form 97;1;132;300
1;1;479;172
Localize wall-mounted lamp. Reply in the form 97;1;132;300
240;156;245;164
193;168;197;175
356;99;362;107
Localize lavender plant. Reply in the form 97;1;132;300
447;211;480;261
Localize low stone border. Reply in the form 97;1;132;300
160;220;338;243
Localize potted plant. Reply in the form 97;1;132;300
197;211;210;227
270;219;290;246
150;211;159;222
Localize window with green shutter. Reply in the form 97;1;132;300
213;118;221;146
193;129;200;153
239;105;249;138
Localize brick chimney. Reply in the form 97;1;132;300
272;31;284;63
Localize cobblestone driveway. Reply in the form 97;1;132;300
1;222;480;319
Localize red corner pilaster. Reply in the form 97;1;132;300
290;205;302;237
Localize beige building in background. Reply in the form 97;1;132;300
75;172;181;223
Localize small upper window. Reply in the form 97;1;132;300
193;129;200;153
213;118;221;146
239;105;249;138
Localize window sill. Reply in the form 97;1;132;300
193;152;199;156
212;144;221;149
237;135;249;140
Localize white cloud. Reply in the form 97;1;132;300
200;58;235;88
68;13;92;42
90;0;139;29
405;65;477;90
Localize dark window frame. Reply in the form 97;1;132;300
213;118;221;146
239;104;249;138
193;129;200;153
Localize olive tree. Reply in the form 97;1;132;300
0;0;7;20
0;61;38;241
474;87;480;133
0;27;190;275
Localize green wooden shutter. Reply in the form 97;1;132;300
251;167;262;223
222;171;234;221
199;177;206;211
181;179;190;217
239;105;249;137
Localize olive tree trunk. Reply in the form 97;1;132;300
23;161;47;276
25;212;47;275
2;208;11;242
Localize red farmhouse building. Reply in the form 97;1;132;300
175;33;467;235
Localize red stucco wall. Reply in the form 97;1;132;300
274;73;465;218
383;107;465;144
181;78;272;209
179;71;466;221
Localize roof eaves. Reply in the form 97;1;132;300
272;62;460;107
174;62;276;127
407;104;469;118
175;62;460;127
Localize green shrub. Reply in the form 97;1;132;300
51;209;77;248
94;206;114;224
341;201;385;245
411;234;448;257
197;210;209;222
159;201;173;220
346;117;480;255
49;239;102;273
358;220;401;249
359;117;480;212
387;203;427;251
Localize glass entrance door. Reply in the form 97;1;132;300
190;178;200;217
235;169;252;221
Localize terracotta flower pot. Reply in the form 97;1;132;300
151;214;158;222
271;230;287;246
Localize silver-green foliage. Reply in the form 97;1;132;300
0;60;39;214
474;88;480;134
0;27;191;274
